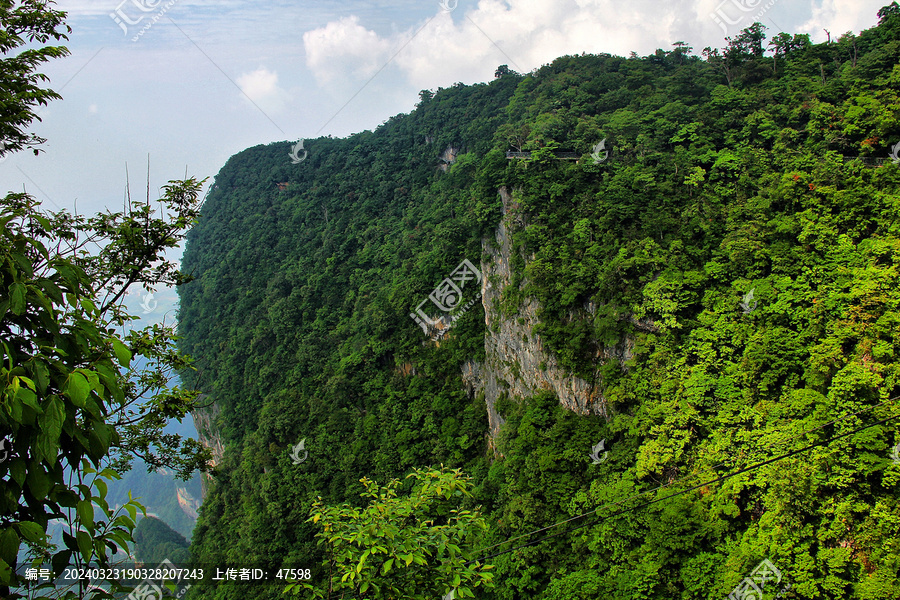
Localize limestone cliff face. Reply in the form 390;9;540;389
462;186;637;453
176;485;201;520
437;145;460;172
191;397;224;499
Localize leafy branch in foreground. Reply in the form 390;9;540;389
0;181;210;598
290;467;494;600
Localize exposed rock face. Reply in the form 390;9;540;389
462;186;634;454
191;397;224;499
438;145;460;172
176;485;201;520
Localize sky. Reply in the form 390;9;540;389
0;0;891;316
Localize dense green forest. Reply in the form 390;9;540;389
134;516;191;565
178;5;900;599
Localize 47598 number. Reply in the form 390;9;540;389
275;568;311;580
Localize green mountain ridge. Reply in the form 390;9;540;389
178;6;900;599
134;516;191;565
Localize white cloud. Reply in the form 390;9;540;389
303;0;685;94
236;67;288;114
303;15;394;87
799;0;883;43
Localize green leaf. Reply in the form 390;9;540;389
0;558;11;587
9;458;26;487
14;375;35;391
16;521;45;544
55;489;79;508
357;549;370;573
29;287;52;313
40;277;63;305
81;298;96;314
83;396;102;419
0;528;19;564
9;252;33;276
95;362;118;390
26;467;52;499
106;531;129;553
62;531;77;552
94;479;107;501
4;391;23;422
115;514;135;531
76;530;92;562
111;339;131;367
15;386;39;411
9;282;26;315
32;361;50;393
51;549;72;578
77;500;94;533
89;421;111;458
78;368;100;389
65;371;90;407
37;395;64;464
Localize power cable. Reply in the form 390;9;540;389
464;404;900;566
468;396;899;559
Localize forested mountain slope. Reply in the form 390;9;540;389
178;6;900;599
